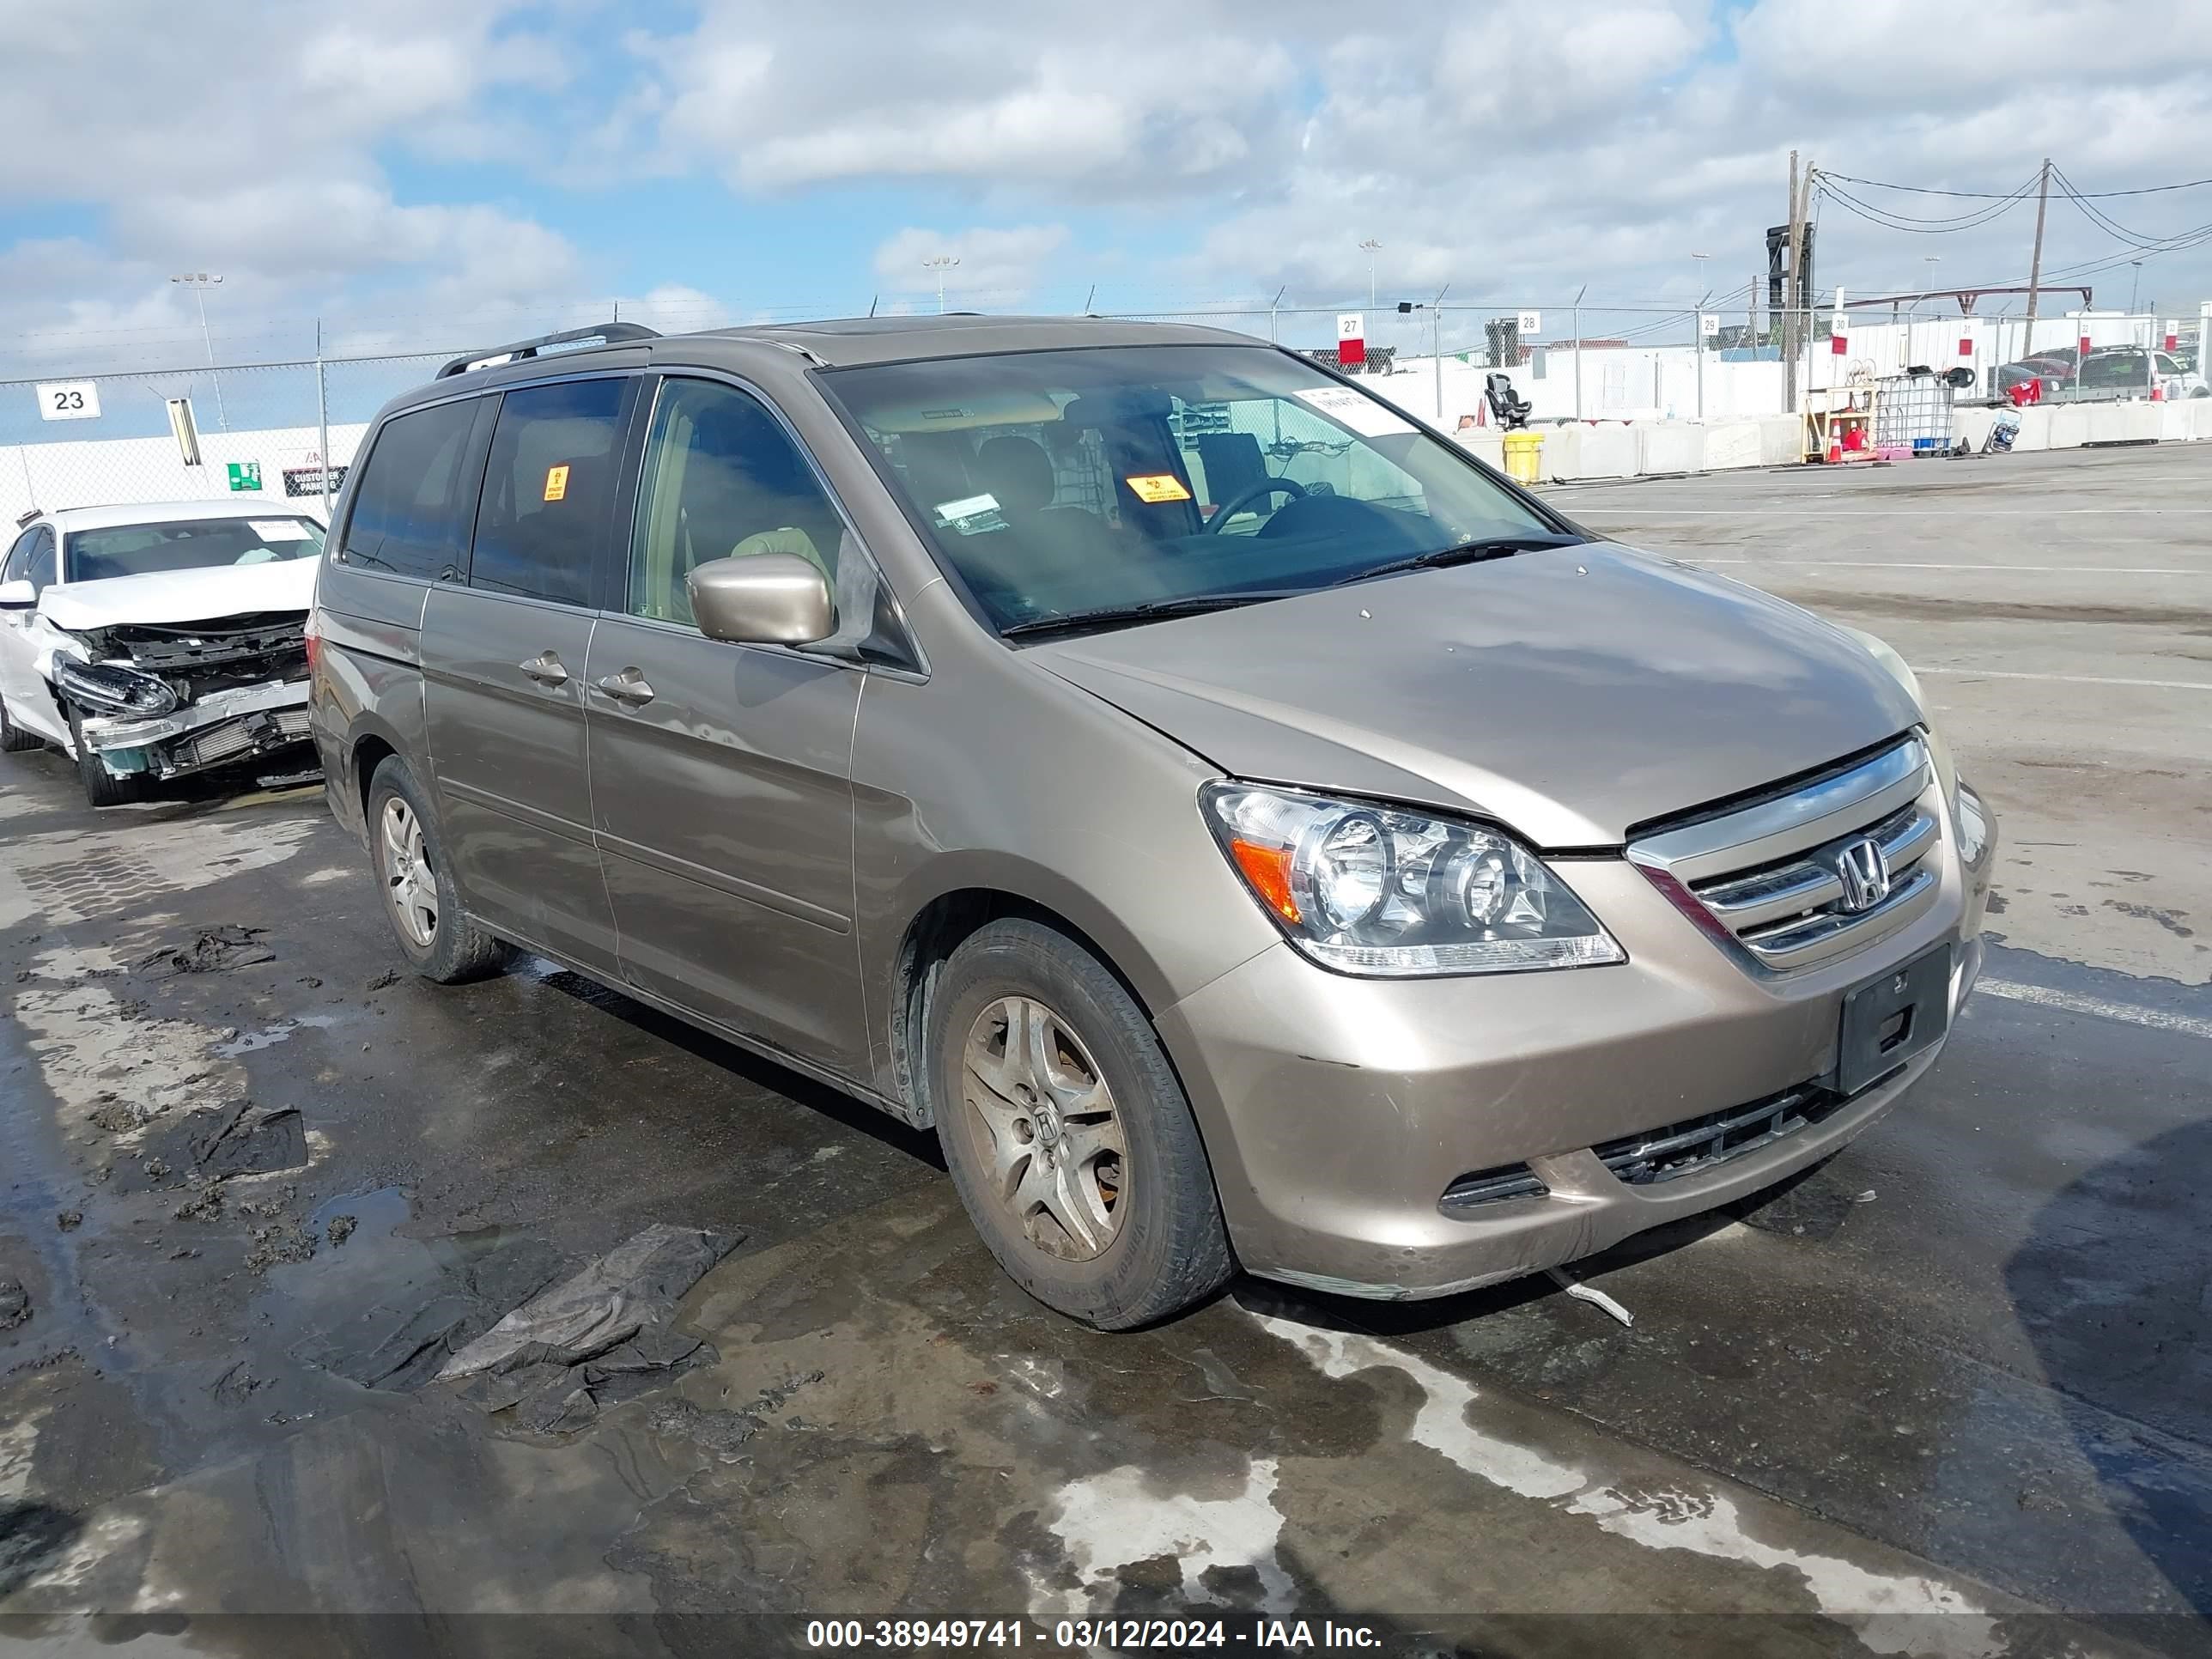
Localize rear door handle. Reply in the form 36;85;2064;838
592;668;655;706
519;652;569;686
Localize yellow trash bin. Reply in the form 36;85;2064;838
1502;429;1544;485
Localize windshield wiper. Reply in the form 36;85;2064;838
1000;591;1304;641
1330;532;1585;588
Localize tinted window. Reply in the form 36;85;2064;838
26;530;55;592
1;528;35;585
629;379;843;626
471;378;628;606
342;399;481;580
4;528;55;594
66;518;320;582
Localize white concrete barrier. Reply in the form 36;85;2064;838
1758;416;1804;465
1700;421;1764;471
1636;423;1704;475
1534;424;1583;481
2044;406;2092;450
1460;429;1505;471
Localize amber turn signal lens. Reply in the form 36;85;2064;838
1229;838;1300;925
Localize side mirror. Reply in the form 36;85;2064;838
0;579;35;611
687;553;833;646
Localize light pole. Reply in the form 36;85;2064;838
921;255;959;314
2128;260;2143;314
170;271;228;431
1358;239;1381;310
1691;255;1711;422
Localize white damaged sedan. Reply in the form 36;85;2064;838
1;501;325;806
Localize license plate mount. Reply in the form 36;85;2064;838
1835;942;1952;1096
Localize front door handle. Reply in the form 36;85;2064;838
519;652;569;686
592;667;655;706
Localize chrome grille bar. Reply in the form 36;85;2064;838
1628;737;1946;975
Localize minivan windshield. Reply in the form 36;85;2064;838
822;345;1573;636
65;517;325;583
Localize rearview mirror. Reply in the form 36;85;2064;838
687;554;833;646
0;579;35;611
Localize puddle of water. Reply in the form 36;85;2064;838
255;1188;559;1394
213;1013;341;1057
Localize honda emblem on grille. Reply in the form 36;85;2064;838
1836;836;1892;913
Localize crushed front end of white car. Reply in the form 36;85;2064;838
53;616;313;782
34;560;319;786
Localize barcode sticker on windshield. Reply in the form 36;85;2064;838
933;492;1005;535
249;520;312;540
1293;386;1417;437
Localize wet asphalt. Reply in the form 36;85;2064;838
3;444;2210;1657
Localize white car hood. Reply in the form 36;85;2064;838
38;559;319;632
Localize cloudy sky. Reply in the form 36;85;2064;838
3;0;2209;376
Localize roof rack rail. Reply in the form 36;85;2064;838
435;321;661;380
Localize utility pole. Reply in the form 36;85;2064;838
2021;157;2051;361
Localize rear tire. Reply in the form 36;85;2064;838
0;696;43;753
930;918;1235;1329
68;710;153;806
367;756;513;984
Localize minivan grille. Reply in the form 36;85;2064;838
1594;1083;1844;1186
1627;736;1943;974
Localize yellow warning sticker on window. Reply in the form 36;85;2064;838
544;464;570;502
1124;473;1191;503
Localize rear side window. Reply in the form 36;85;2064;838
341;399;481;580
469;378;629;606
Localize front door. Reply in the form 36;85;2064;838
0;527;66;744
586;375;868;1073
422;374;635;972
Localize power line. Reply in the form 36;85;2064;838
1820;169;2212;199
1814;177;2034;234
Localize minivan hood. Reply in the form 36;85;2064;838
39;559;319;633
1027;544;1921;847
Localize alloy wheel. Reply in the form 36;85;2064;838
380;797;439;949
960;995;1127;1261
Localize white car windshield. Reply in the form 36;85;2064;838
822;344;1568;636
65;517;325;582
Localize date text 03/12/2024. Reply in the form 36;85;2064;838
804;1619;1386;1650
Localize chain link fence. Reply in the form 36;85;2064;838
7;304;2200;522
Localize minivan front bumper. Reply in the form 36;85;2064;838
1158;831;1993;1300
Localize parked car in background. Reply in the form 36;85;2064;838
0;501;325;805
1994;345;2206;402
312;316;1997;1329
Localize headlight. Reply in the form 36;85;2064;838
1954;779;1991;868
1202;783;1625;977
54;657;179;718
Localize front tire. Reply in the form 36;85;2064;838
68;710;152;806
0;696;44;753
930;918;1234;1329
367;756;512;984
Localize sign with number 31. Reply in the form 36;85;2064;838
37;381;101;422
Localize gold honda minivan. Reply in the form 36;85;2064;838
309;316;1996;1328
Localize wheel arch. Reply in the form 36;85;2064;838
886;865;1178;1133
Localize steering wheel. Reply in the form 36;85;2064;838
1203;476;1307;532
